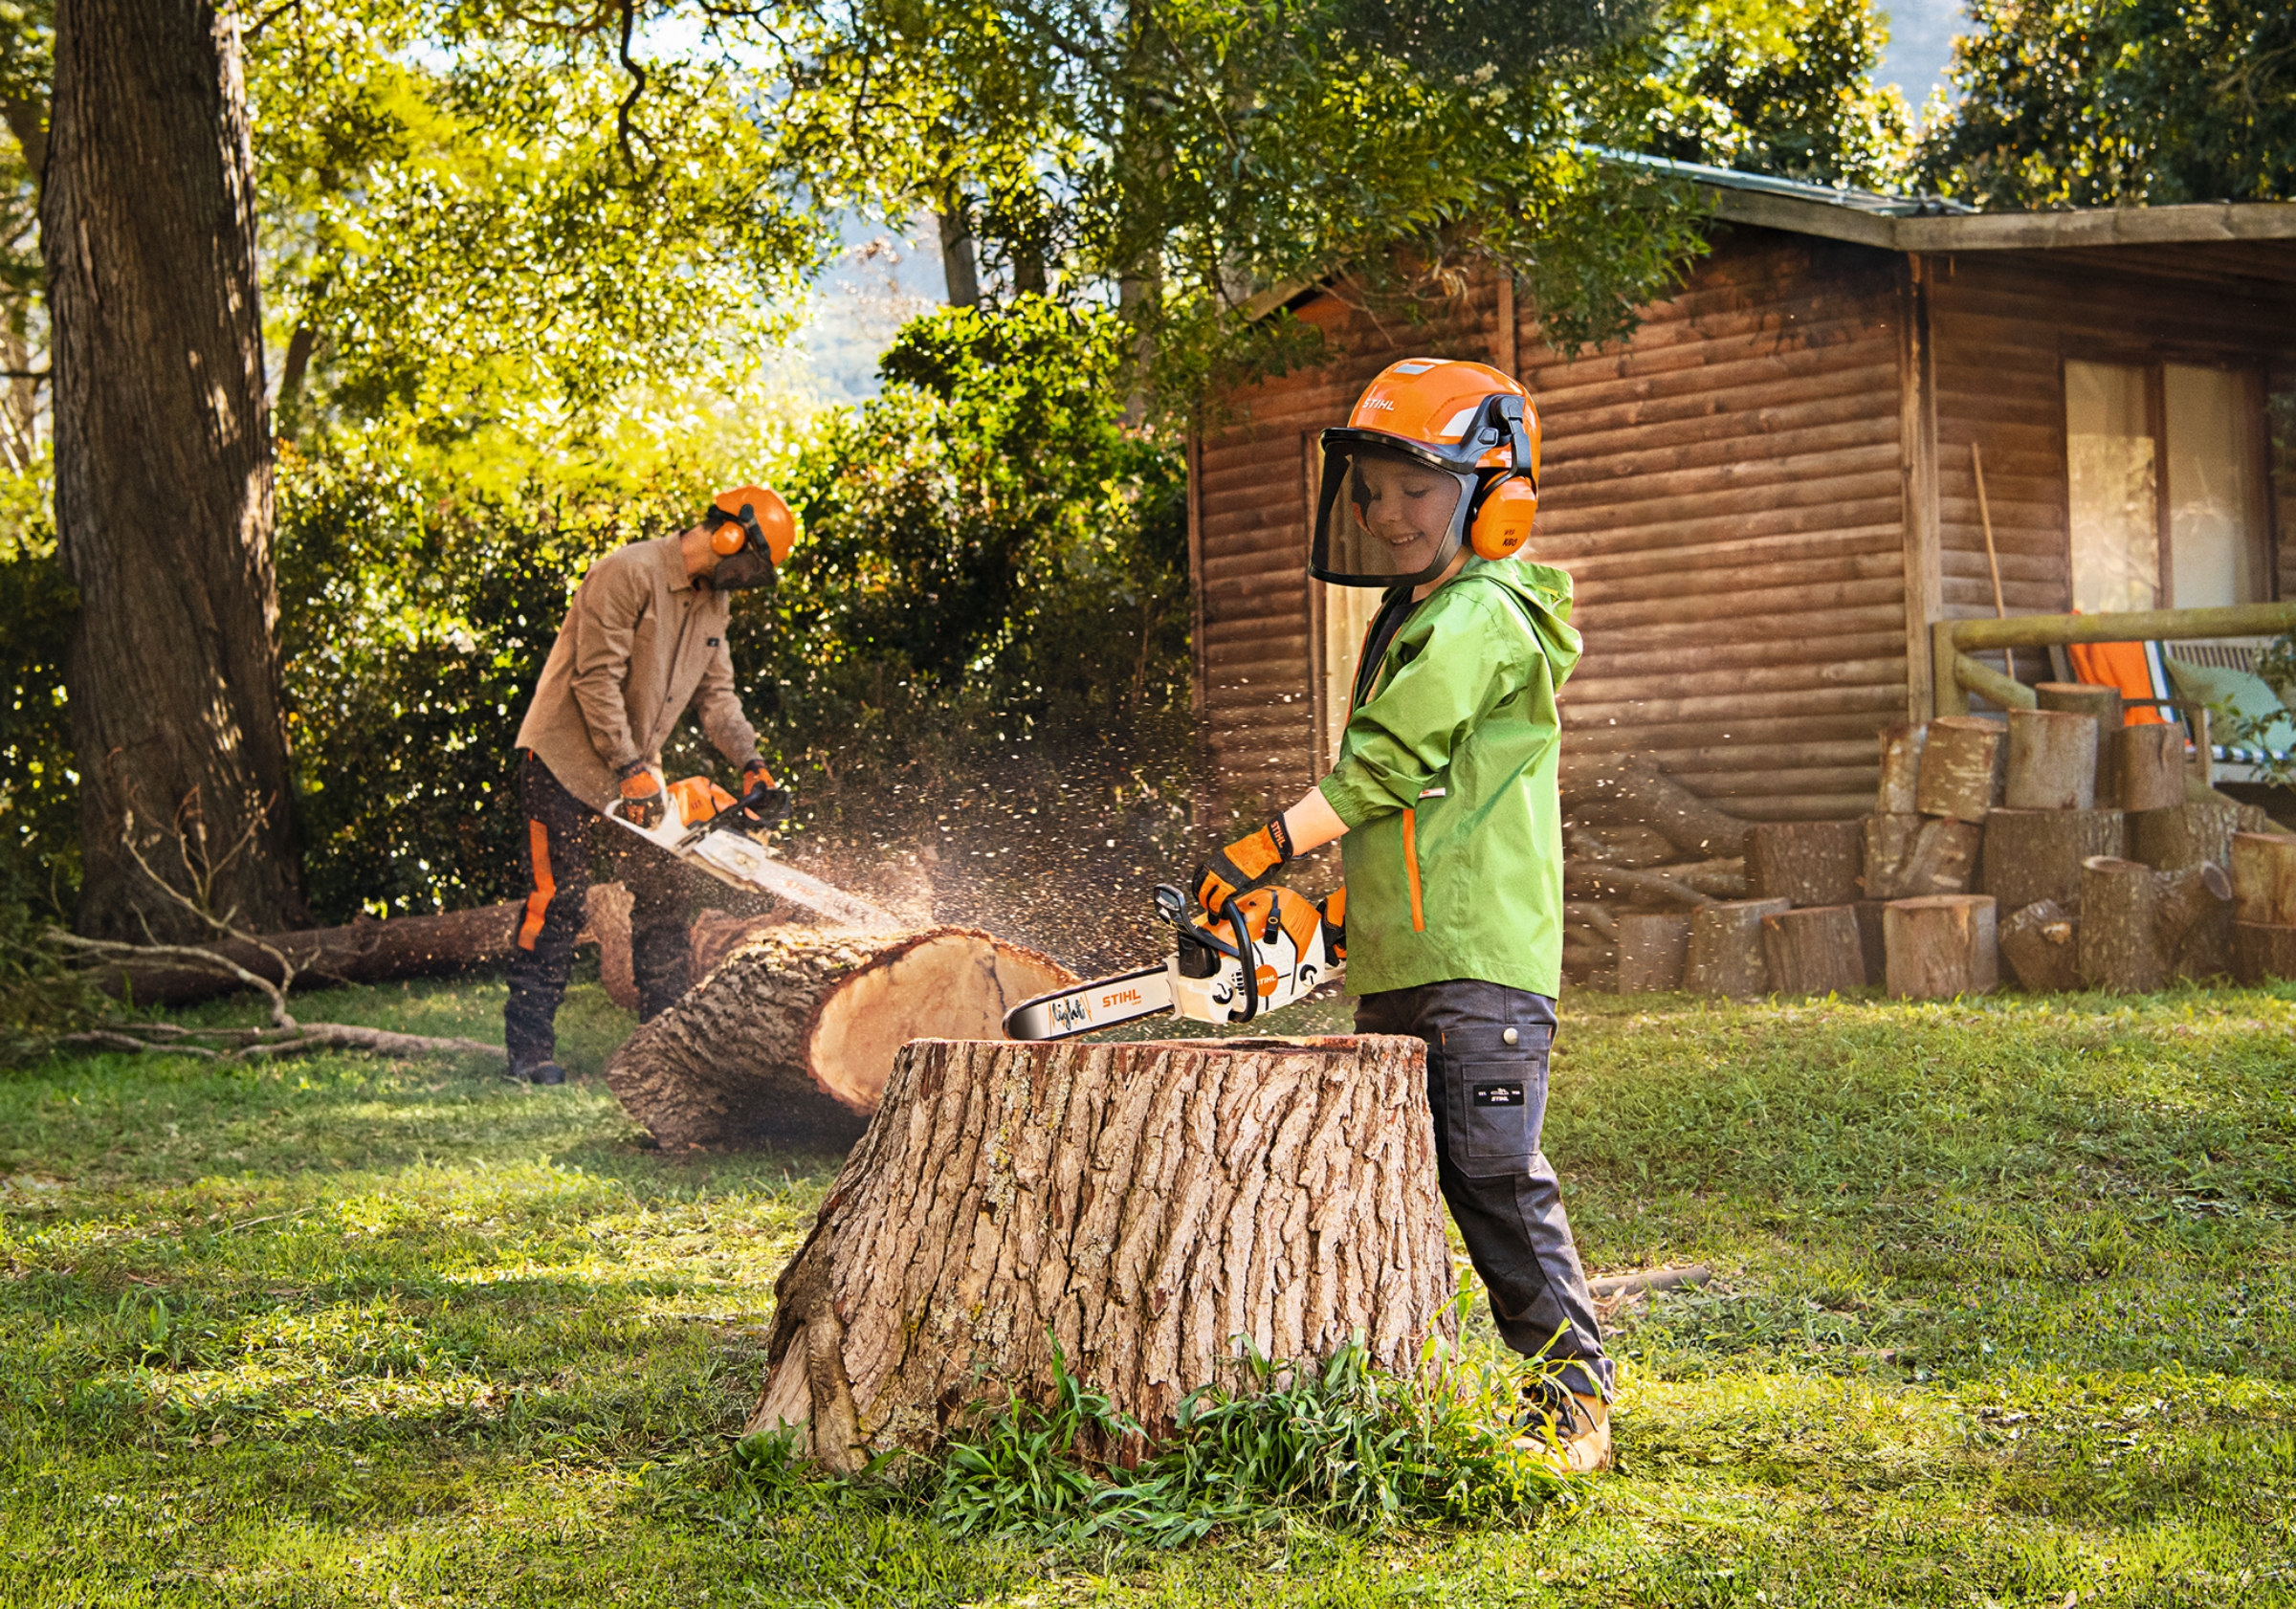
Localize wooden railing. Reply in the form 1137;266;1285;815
1932;603;2296;717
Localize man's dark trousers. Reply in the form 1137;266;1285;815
504;750;693;1066
1355;980;1613;1400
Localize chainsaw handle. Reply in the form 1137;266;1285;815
1222;893;1260;1025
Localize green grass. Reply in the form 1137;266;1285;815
3;976;2294;1604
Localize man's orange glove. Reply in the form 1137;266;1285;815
1194;816;1292;913
618;762;666;830
740;758;793;827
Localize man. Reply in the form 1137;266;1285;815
502;485;796;1086
1192;358;1614;1472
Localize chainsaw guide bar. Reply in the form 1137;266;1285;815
605;802;899;932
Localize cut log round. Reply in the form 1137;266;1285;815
2076;856;2165;993
2036;682;2123;808
1560;750;1749;858
1684;897;1791;998
1863;813;1983;899
1616;911;1693;992
1916;716;2006;824
1981;807;2127;911
1999;899;2078;992
1748;821;1864;907
2130;802;2239;871
1877;723;1928;815
1883;895;1998;1000
2233;922;2296;983
747;1034;1456;1469
1760;905;1866;996
2113;724;2186;814
2230;832;2296;925
2157;863;2234;981
2004;708;2097;810
606;928;1076;1150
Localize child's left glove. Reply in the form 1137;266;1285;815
1194;816;1293;912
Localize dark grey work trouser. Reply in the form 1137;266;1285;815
1356;980;1613;1400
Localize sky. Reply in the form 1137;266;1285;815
1873;0;1966;112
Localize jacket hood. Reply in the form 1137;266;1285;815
1453;556;1581;685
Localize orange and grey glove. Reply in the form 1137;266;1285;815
739;758;793;827
1194;816;1292;913
617;761;666;830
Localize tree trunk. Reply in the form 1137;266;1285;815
1915;716;2004;824
1862;814;1982;899
1559;750;1748;858
2077;856;2165;993
2113;725;2185;814
45;0;300;940
606;927;1077;1150
2230;831;2296;925
1747;821;1863;907
91;898;536;1004
1616;911;1692;992
2130;802;2239;871
1980;807;2126;911
2233;922;2296;983
2156;862;2233;981
1759;905;1865;996
1999;898;2078;992
2004;709;2097;810
1883;895;1998;999
747;1034;1455;1470
1684;897;1791;998
1877;723;1926;814
2036;682;2123;808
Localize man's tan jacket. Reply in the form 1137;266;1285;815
515;535;761;811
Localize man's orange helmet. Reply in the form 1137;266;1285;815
706;485;797;563
1310;359;1540;588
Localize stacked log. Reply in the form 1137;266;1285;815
2130;802;2239;872
2115;724;2186;813
1865;813;1982;899
1884;896;1998;999
1916;716;2006;823
2231;831;2296;982
1761;906;1865;997
1685;898;1791;999
2036;682;2122;807
1748;822;1863;907
1999;898;2078;992
1616;912;1694;992
1557;753;1752;991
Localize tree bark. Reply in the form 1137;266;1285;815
2036;683;2123;808
1999;899;2078;992
1877;722;1926;814
45;0;300;940
2112;725;2185;814
748;1034;1455;1469
1684;897;1791;998
1759;905;1865;996
1748;821;1863;907
2229;832;2296;926
2156;862;2234;981
1915;716;2004;824
1883;895;1998;1000
606;927;1077;1150
1616;911;1692;992
2076;856;2165;993
2233;922;2296;983
2130;802;2239;872
1862;814;1982;899
1980;807;2126;911
1559;750;1748;858
2004;709;2097;810
91;899;531;1004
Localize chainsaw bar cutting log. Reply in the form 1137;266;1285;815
606;928;1076;1150
747;1034;1454;1470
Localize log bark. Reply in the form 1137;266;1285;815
2113;724;2186;814
94;899;526;1006
2130;802;2239;871
1748;821;1863;906
2077;856;2165;993
2233;922;2296;983
606;927;1076;1150
2004;709;2097;810
1999;899;2078;992
1980;807;2126;911
1862;813;1982;899
2036;682;2123;808
1559;750;1749;858
1616;912;1692;992
1685;897;1791;998
2157;863;2234;981
1877;723;1926;815
1851;899;1887;984
1563;860;1711;909
1916;716;2005;823
747;1034;1456;1469
2230;832;2296;925
1883;895;1998;1000
1760;905;1866;996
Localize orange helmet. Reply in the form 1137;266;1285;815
705;485;797;563
1310;359;1541;588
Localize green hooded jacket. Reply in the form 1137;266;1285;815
1315;557;1582;999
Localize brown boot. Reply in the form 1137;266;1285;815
1513;1390;1612;1475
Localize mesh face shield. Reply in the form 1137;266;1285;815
1310;433;1477;588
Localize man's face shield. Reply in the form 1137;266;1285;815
1310;433;1476;588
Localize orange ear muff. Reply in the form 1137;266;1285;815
711;520;747;557
709;484;797;563
1468;475;1538;561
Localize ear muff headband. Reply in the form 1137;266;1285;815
710;503;767;558
1466;395;1540;562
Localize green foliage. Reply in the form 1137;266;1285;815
1917;0;2296;208
2213;631;2296;786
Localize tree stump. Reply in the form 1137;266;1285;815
2157;863;2234;981
2233;923;2296;983
1616;911;1693;992
1877;723;1927;814
1748;821;1864;907
1684;897;1791;998
2077;856;2166;993
1851;899;1888;984
1999;899;2078;992
2037;682;2124;808
1760;905;1866;996
1883;895;1998;1000
2004;708;2097;810
1916;716;2005;823
2113;725;2185;813
2230;832;2296;925
747;1034;1455;1469
1980;807;2126;911
1863;814;1982;898
606;928;1076;1150
2130;802;2239;871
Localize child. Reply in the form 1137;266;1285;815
1193;358;1612;1471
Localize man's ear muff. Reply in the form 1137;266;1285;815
1468;475;1538;560
711;504;765;558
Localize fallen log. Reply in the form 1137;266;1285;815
94;899;527;1006
1883;895;1998;1000
1560;750;1749;858
1564;861;1712;908
747;1033;1455;1469
605;927;1076;1150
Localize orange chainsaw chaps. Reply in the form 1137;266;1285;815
668;775;738;827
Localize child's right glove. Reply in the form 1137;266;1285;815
1194;816;1293;912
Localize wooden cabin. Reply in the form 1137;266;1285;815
1188;175;2296;824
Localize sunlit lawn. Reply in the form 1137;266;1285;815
3;973;2293;1605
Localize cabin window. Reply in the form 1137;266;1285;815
2065;358;2271;612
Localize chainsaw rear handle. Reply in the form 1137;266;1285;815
1152;881;1259;1023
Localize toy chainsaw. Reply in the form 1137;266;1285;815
1003;883;1345;1041
605;777;897;932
